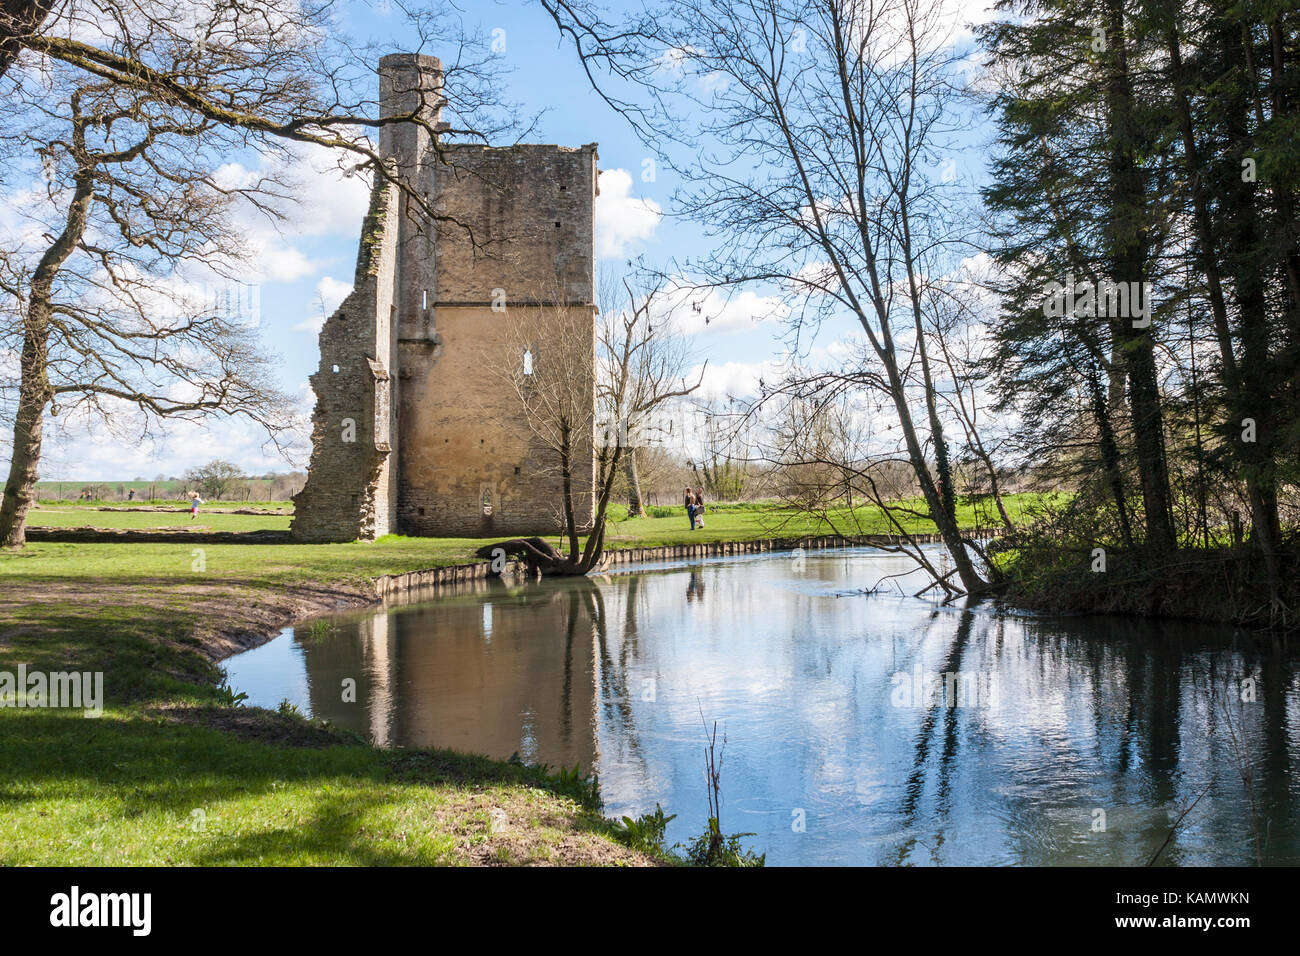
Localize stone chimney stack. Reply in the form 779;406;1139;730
378;53;442;355
378;53;443;171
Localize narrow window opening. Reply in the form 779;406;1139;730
421;290;428;310
514;466;520;476
554;221;561;229
331;364;340;374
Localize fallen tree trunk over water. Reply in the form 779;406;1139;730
475;538;591;577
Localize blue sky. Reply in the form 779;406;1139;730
18;0;998;481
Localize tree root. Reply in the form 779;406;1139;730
475;538;587;577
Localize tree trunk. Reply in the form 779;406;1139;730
624;446;644;517
0;137;94;547
1088;374;1135;548
488;444;624;578
0;0;54;80
559;419;580;561
876;172;985;592
1165;24;1239;384
476;537;584;576
578;444;623;570
1103;0;1176;552
1223;20;1283;599
882;363;985;593
0;327;50;547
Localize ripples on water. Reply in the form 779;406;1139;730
224;547;1300;866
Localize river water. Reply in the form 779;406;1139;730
224;547;1300;865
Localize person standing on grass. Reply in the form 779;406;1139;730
189;491;204;520
693;488;705;529
685;487;697;530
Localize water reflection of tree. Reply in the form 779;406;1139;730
891;607;976;865
887;608;1297;865
573;576;648;766
1090;619;1296;865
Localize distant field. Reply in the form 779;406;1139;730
33;479;299;504
21;494;1050;539
26;505;292;533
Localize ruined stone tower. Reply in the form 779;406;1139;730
292;54;598;542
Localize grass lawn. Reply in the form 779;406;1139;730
22;492;1049;541
600;494;1048;547
0;493;1044;865
26;506;293;532
0;709;637;866
2;522;652;864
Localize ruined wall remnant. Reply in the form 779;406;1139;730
291;53;598;542
290;174;402;542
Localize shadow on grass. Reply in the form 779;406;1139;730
0;577;377;704
0;709;624;866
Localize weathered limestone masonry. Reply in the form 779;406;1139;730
293;52;598;542
290;176;401;542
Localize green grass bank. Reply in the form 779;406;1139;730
1;495;1030;865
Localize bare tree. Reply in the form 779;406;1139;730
541;0;993;592
0;2;522;546
184;459;244;500
478;278;701;575
0;61;296;544
599;272;703;516
0;1;522;208
474;285;599;574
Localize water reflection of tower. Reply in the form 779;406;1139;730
299;611;395;746
401;586;600;767
302;583;600;768
361;612;393;747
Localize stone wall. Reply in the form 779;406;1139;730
396;142;598;538
432;144;598;305
290;177;402;542
292;53;598;542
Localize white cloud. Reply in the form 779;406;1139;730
690;358;791;403
33;400;312;481
249;242;317;283
595;168;662;259
947;0;999;28
293;275;354;334
652;280;789;336
219;144;374;284
216;154;364;239
317;276;354;310
651;45;699;76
